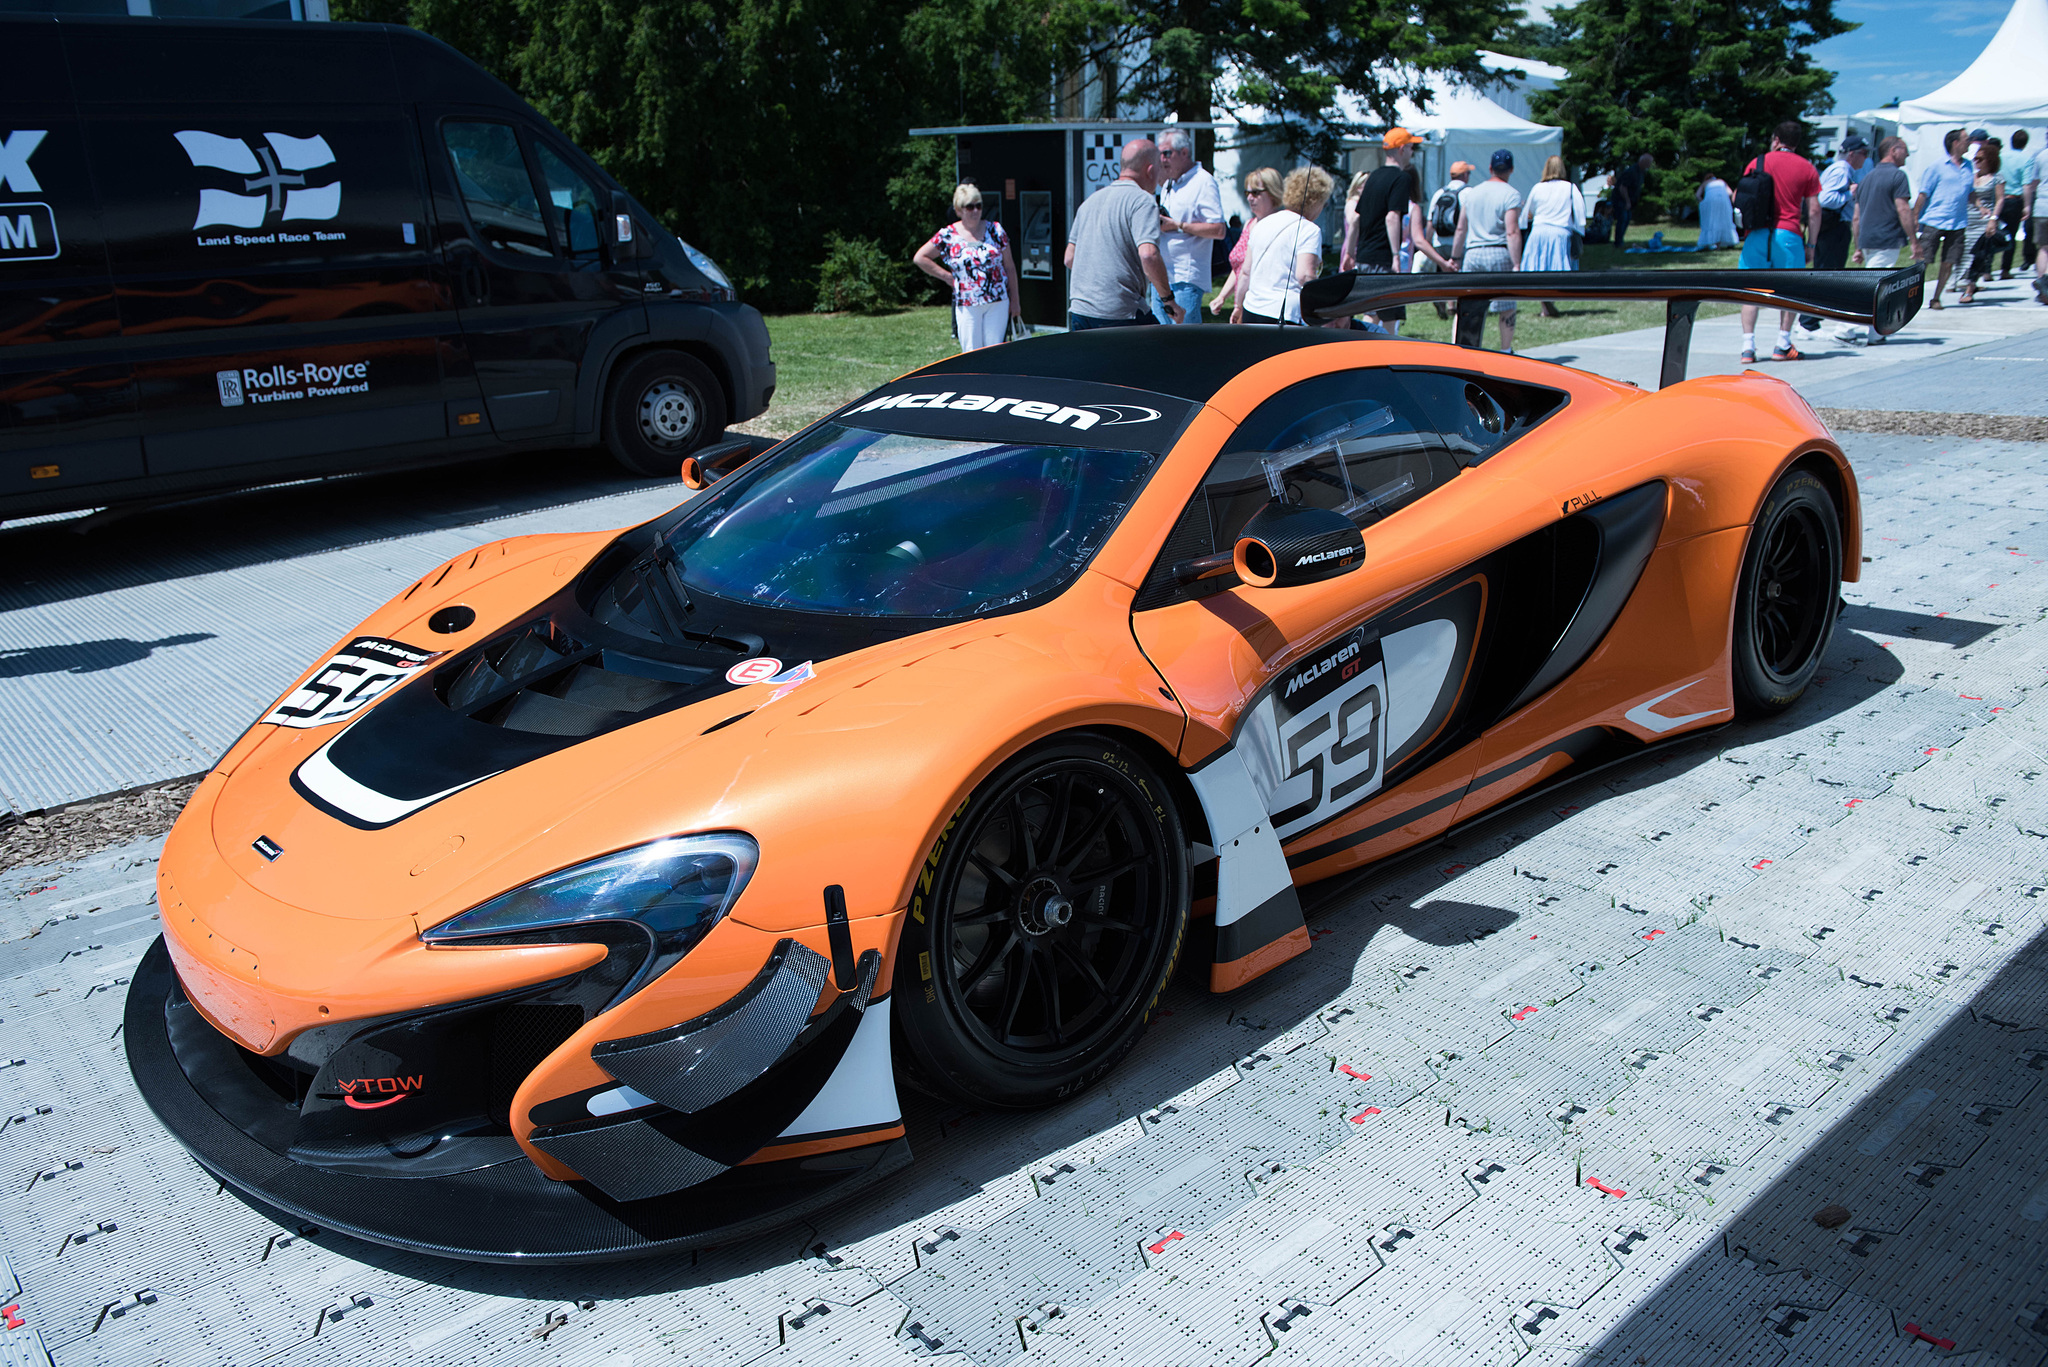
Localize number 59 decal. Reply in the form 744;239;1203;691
262;636;441;729
1238;628;1389;841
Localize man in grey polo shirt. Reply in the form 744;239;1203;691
1064;138;1182;329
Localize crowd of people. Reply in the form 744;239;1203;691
910;121;2046;356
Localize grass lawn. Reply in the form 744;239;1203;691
733;235;1743;438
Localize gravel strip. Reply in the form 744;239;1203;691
1;777;199;873
1817;408;2048;442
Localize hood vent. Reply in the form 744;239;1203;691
440;618;716;738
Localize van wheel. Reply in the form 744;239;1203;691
1733;469;1841;716
893;735;1190;1110
605;351;727;476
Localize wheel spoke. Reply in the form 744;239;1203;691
952;902;1010;926
1076;911;1144;934
1053;939;1110;997
969;851;1019;890
1071;853;1147;888
997;943;1034;1040
959;928;1018;994
1036;950;1064;1044
1044;774;1075;868
1010;792;1039;870
1056;802;1119;874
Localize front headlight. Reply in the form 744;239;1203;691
678;237;734;292
421;833;758;1001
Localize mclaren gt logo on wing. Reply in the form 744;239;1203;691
849;391;1160;430
176;129;342;230
336;1076;423;1109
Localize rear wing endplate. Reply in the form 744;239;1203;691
1299;268;1925;388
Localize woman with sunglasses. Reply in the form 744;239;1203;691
1211;167;1283;317
914;182;1023;350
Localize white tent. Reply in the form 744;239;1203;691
1856;0;2048;189
1212;79;1562;230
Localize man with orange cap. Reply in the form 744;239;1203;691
1346;127;1458;336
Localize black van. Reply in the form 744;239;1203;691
1;14;774;520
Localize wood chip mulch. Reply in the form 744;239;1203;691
1;778;200;873
1816;409;2048;443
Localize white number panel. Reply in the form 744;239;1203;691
1237;629;1386;841
262;636;441;729
1235;618;1463;842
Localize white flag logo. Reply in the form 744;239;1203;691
176;129;341;230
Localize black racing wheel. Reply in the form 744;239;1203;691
1732;468;1842;715
605;350;728;476
894;735;1190;1110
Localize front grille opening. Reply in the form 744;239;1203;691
486;1004;586;1120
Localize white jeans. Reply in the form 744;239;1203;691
1851;246;1903;340
954;299;1009;351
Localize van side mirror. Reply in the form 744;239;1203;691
680;436;757;488
1232;502;1364;588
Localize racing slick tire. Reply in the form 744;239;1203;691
605;350;728;476
1732;468;1842;716
894;734;1190;1110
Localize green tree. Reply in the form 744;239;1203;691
1050;0;1520;166
334;0;1069;311
1532;0;1854;220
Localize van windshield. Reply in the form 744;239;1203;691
643;423;1157;618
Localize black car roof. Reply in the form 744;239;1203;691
912;326;1380;404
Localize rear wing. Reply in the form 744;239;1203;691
1299;268;1925;388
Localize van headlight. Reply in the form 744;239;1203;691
421;834;758;997
679;238;734;293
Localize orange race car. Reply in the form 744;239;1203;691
126;269;1920;1262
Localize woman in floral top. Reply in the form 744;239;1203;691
913;182;1023;351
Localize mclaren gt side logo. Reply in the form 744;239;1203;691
849;391;1161;429
336;1075;423;1109
1294;548;1354;568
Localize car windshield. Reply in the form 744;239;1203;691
654;422;1158;618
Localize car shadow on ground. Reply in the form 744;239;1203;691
235;620;1913;1301
0;436;773;614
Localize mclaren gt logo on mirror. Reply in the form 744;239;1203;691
177;129;346;246
0;129;60;263
218;361;370;407
1294;547;1354;568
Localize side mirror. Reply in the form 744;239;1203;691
1232;502;1364;588
680;436;757;488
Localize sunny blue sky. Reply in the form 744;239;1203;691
1809;0;2009;115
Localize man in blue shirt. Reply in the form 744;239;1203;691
1914;129;1975;308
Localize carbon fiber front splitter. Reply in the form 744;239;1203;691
123;937;910;1263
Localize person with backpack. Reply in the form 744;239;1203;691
1733;121;1822;364
1417;161;1471;318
